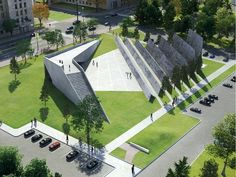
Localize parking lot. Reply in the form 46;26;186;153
185;73;236;120
0;130;114;177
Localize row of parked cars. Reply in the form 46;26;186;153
222;76;235;88
23;130;100;170
202;51;229;62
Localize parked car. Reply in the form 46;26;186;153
104;22;110;26
230;76;236;82
72;20;80;25
202;51;208;57
24;129;35;138
65;29;73;34
190;107;201;114
49;141;60;151
39;138;52;147
66;150;79;161
208;94;218;100
209;54;215;59
199;99;211;106
31;134;43;142
104;15;110;19
205;96;214;103
67;26;74;30
223;83;233;88
86;160;99;170
88;26;96;31
31;32;36;37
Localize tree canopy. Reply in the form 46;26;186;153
2;19;16;35
32;3;49;28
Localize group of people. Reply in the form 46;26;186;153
92;60;99;67
31;117;37;128
126;72;132;79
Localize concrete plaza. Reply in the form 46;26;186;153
86;49;142;91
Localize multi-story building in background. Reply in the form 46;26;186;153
49;0;136;9
0;0;34;38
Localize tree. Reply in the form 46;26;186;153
135;0;149;25
32;3;49;28
133;27;140;40
0;147;23;177
16;39;32;63
23;159;51;177
202;0;225;16
2;19;16;36
87;18;98;35
171;66;181;88
73;23;82;44
206;114;236;177
9;57;20;81
195;12;215;39
196;56;203;73
166;156;190;177
215;7;235;38
163;1;176;30
144;31;150;42
80;23;88;42
162;76;172;92
39;84;49;107
42;30;64;50
180;65;188;82
174;15;194;33
120;23;128;37
200;159;218;177
71;95;105;153
179;0;198;16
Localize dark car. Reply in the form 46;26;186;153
66;150;79;161
67;26;74;30
202;51;208;57
205;96;214;103
190;107;201;114
31;134;43;142
65;29;73;34
86;160;99;170
104;15;110;19
223;83;233;88
39;138;52;147
209;54;215;59
111;13;118;17
230;76;236;82
24;129;35;138
88;26;96;31
49;141;60;151
73;20;81;25
199;99;211;106
223;57;229;62
208;94;218;100
31;32;36;37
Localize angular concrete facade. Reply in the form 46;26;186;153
45;40;109;121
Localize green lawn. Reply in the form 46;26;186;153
111;147;126;160
201;59;225;78
190;150;235;177
49;10;75;21
92;34;117;58
111;64;236;168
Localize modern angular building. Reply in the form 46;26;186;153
0;0;34;38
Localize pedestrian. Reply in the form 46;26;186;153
31;120;33;128
69;65;70;71
126;72;129;79
91;146;94;154
150;113;153;121
131;164;135;175
96;62;98;68
79;137;82;148
129;72;132;79
92;60;95;65
34;117;37;127
66;135;69;144
172;100;175;107
0;120;2;127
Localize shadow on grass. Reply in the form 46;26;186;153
19;62;32;70
8;80;21;93
191;74;199;83
197;70;206;80
183;79;191;88
39;107;49;122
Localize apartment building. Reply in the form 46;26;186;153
0;0;34;38
50;0;135;9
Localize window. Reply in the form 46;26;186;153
16;11;19;16
24;2;26;7
15;4;17;9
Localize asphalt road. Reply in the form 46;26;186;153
136;73;236;177
0;130;114;177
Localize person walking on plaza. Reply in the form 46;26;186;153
92;60;95;66
34;117;37;127
131;164;135;175
96;62;98;68
130;72;132;79
150;113;153;122
31;120;33;128
66;135;69;144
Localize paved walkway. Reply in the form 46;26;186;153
105;61;235;153
86;49;142;91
